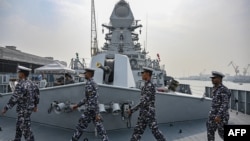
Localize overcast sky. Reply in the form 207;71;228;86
0;0;249;77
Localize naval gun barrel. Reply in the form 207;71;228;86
96;62;111;74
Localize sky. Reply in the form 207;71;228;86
0;0;249;77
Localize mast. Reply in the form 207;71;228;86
91;0;98;56
145;14;148;51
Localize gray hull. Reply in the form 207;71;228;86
0;83;211;131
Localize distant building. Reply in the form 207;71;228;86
0;46;67;73
0;46;66;93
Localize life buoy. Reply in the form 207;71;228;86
130;59;137;68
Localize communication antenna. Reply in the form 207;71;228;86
145;13;148;51
91;0;98;56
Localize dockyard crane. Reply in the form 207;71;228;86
91;0;99;56
243;64;250;76
228;61;240;76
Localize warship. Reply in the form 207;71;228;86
0;0;213;139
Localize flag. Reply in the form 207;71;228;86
157;53;160;62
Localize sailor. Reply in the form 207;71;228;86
70;68;109;141
129;67;166;141
1;66;40;141
206;71;231;141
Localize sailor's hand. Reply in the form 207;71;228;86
1;108;7;116
72;104;78;110
95;114;101;121
33;107;38;112
214;116;221;123
127;109;132;115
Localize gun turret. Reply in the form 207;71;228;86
96;62;111;73
96;62;114;84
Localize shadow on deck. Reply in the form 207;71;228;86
0;110;249;141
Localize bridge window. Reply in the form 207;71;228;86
132;55;138;58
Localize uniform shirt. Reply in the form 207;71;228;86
77;78;99;113
4;79;40;112
210;84;231;118
131;80;156;113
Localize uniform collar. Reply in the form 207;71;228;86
144;80;152;86
213;83;223;89
87;78;93;81
19;78;27;81
212;83;223;93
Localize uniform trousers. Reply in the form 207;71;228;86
14;110;34;141
130;108;166;141
206;114;229;141
71;110;108;141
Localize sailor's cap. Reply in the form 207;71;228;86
210;71;225;78
17;66;31;72
141;67;154;73
83;68;95;74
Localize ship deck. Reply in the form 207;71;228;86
0;110;249;141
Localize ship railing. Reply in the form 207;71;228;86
205;86;250;115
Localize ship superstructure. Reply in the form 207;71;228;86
92;0;172;90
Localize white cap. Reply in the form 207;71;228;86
141;67;154;73
17;66;31;72
210;71;225;78
83;68;95;74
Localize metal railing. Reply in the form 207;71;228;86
205;86;250;115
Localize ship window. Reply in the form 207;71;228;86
140;55;145;59
132;55;138;58
127;55;131;58
3;75;6;82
